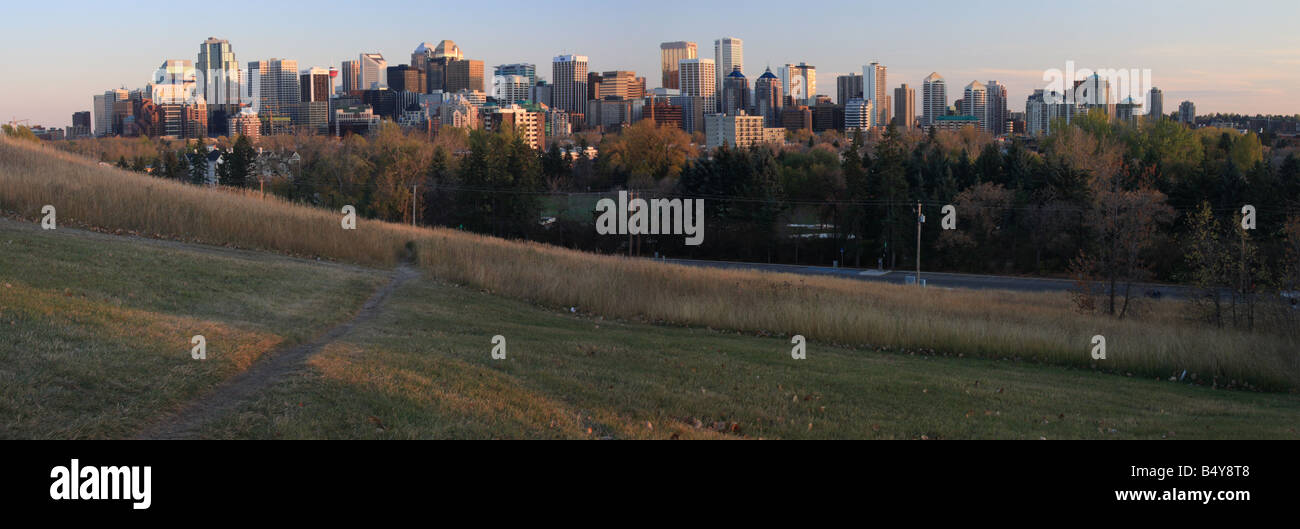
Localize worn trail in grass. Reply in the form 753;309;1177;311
206;272;1300;440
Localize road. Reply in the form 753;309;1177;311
660;257;1198;298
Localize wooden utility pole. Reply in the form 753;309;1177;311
412;183;419;227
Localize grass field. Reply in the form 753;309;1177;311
2;219;1297;439
0;219;385;438
4;136;1297;390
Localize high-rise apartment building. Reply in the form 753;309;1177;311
754;67;783;128
779;63;815;104
894;84;916;130
963;81;988;132
1147;87;1164;121
552;55;589;116
863;62;889;128
196;37;242;107
493;75;532;104
713;37;742;109
678;58;716;134
341;60;360;93
1179;100;1196;125
844;98;873;134
922;72;947;128
985;80;1008;135
359;53;387;90
659;41;697;90
837;73;863;106
704;112;783;150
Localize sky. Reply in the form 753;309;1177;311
2;0;1298;128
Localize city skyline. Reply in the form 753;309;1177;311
3;0;1299;128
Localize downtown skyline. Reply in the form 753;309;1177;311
3;0;1299;128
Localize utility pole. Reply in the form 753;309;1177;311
916;201;923;286
412;183;419;227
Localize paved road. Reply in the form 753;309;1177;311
660;257;1198;298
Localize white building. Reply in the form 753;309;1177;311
713;37;743;108
922;72;946;128
963;81;988;132
863;62;889;128
678;58;716;134
779;63;816;104
493;74;531;104
359;53;387;90
844;98;874;134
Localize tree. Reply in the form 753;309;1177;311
221;134;256;187
598;120;696;189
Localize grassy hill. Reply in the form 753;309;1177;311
2;136;1298;439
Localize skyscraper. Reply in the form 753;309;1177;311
985;80;1008;135
248;58;301;131
300;67;332;135
341;60;360;93
922;72;947;128
779;63;815;104
1179;100;1196;125
597;70;645;100
659;41;697;90
493;75;532;104
447;60;484;93
721;67;749;116
678;58;716;134
713;37;742;109
963;81;988;132
1147;87;1164;121
754;67;783;128
552;55;589;116
494;63;537;86
894;84;916;130
863;62;889;128
196;37;242;107
411;42;437;73
386;65;425;93
359;53;387;90
836;73;863;105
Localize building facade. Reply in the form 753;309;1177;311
659;41;697;90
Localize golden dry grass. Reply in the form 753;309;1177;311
5;135;1297;390
0;137;419;267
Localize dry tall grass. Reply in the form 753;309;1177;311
5;136;1297;389
0;137;417;266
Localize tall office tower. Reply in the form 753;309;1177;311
659;41;697;90
196;37;242;107
894;84;916;130
678;58;716;134
597;70;644;100
446;59;484;93
587;72;603;100
552;55;589;115
71;111;91;138
359;53;387;90
493;75;532;103
863;62;889;128
386;65;425;93
985;80;1008;135
494;63;537;86
721;68;749;116
411;42;437;73
248;59;301;128
1178;100;1195;125
754;67;784;127
341;60;360;93
836;73;863;105
300;67;332;102
1147;87;1164;121
1025;90;1048;136
423;40;466;93
151;60;196;104
922;72;947;128
844;98;873;134
963;81;988;132
93;88;129;136
778;63;815;104
713;37;742;109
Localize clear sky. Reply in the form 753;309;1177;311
3;0;1297;128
